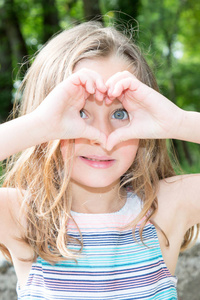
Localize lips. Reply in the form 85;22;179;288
82;155;112;161
79;155;115;169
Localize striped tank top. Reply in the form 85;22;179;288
17;192;177;299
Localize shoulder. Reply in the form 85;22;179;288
0;187;26;246
157;174;200;231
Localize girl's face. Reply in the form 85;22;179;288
61;56;139;189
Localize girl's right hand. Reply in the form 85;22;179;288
32;68;107;145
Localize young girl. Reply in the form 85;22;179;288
0;21;200;300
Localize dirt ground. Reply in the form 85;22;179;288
1;243;200;300
175;243;200;300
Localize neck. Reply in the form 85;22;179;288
70;180;126;214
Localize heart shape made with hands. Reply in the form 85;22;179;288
73;72;138;151
87;83;137;151
35;67;177;149
80;69;179;151
48;67;178;151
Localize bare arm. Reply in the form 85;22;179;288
175;111;200;144
0;69;107;161
0;113;48;161
106;72;200;228
105;72;200;149
0;188;23;244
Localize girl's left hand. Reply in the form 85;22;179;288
105;71;183;150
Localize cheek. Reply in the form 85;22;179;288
115;139;139;169
111;119;130;130
73;138;89;155
70;139;139;188
60;139;75;161
116;139;139;154
60;140;68;159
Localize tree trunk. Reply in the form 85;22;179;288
160;2;193;166
181;141;193;166
0;0;29;121
82;0;103;23
3;0;28;74
116;0;141;21
0;9;13;122
41;0;60;43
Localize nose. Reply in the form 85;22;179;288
92;117;113;137
89;117;113;146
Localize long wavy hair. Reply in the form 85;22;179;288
1;21;199;263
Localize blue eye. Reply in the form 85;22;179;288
80;110;87;119
112;109;129;120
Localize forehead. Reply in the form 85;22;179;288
74;55;132;81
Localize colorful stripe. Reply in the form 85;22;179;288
17;193;177;299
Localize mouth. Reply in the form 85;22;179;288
81;156;113;161
79;156;115;169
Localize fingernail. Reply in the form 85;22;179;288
98;93;104;101
108;88;113;96
112;87;118;97
102;83;107;93
105;97;112;105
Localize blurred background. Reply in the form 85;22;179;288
0;0;200;299
0;0;199;174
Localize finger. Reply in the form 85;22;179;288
83;90;90;101
82;126;107;148
106;126;134;151
106;71;133;96
105;96;113;105
111;78;137;98
95;89;105;102
74;69;107;94
85;75;107;100
106;71;132;87
70;72;95;94
94;78;107;102
104;89;125;106
85;79;96;94
113;77;158;105
96;78;107;94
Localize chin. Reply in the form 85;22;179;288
71;177;119;190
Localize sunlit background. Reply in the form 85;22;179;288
0;0;200;299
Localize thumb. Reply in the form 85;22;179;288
82;125;107;148
106;126;134;151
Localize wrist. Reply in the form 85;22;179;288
25;111;52;145
173;110;200;143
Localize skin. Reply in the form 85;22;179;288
61;57;139;214
0;55;199;290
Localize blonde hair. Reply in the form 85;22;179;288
1;21;198;263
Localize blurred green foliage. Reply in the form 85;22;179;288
0;0;199;173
